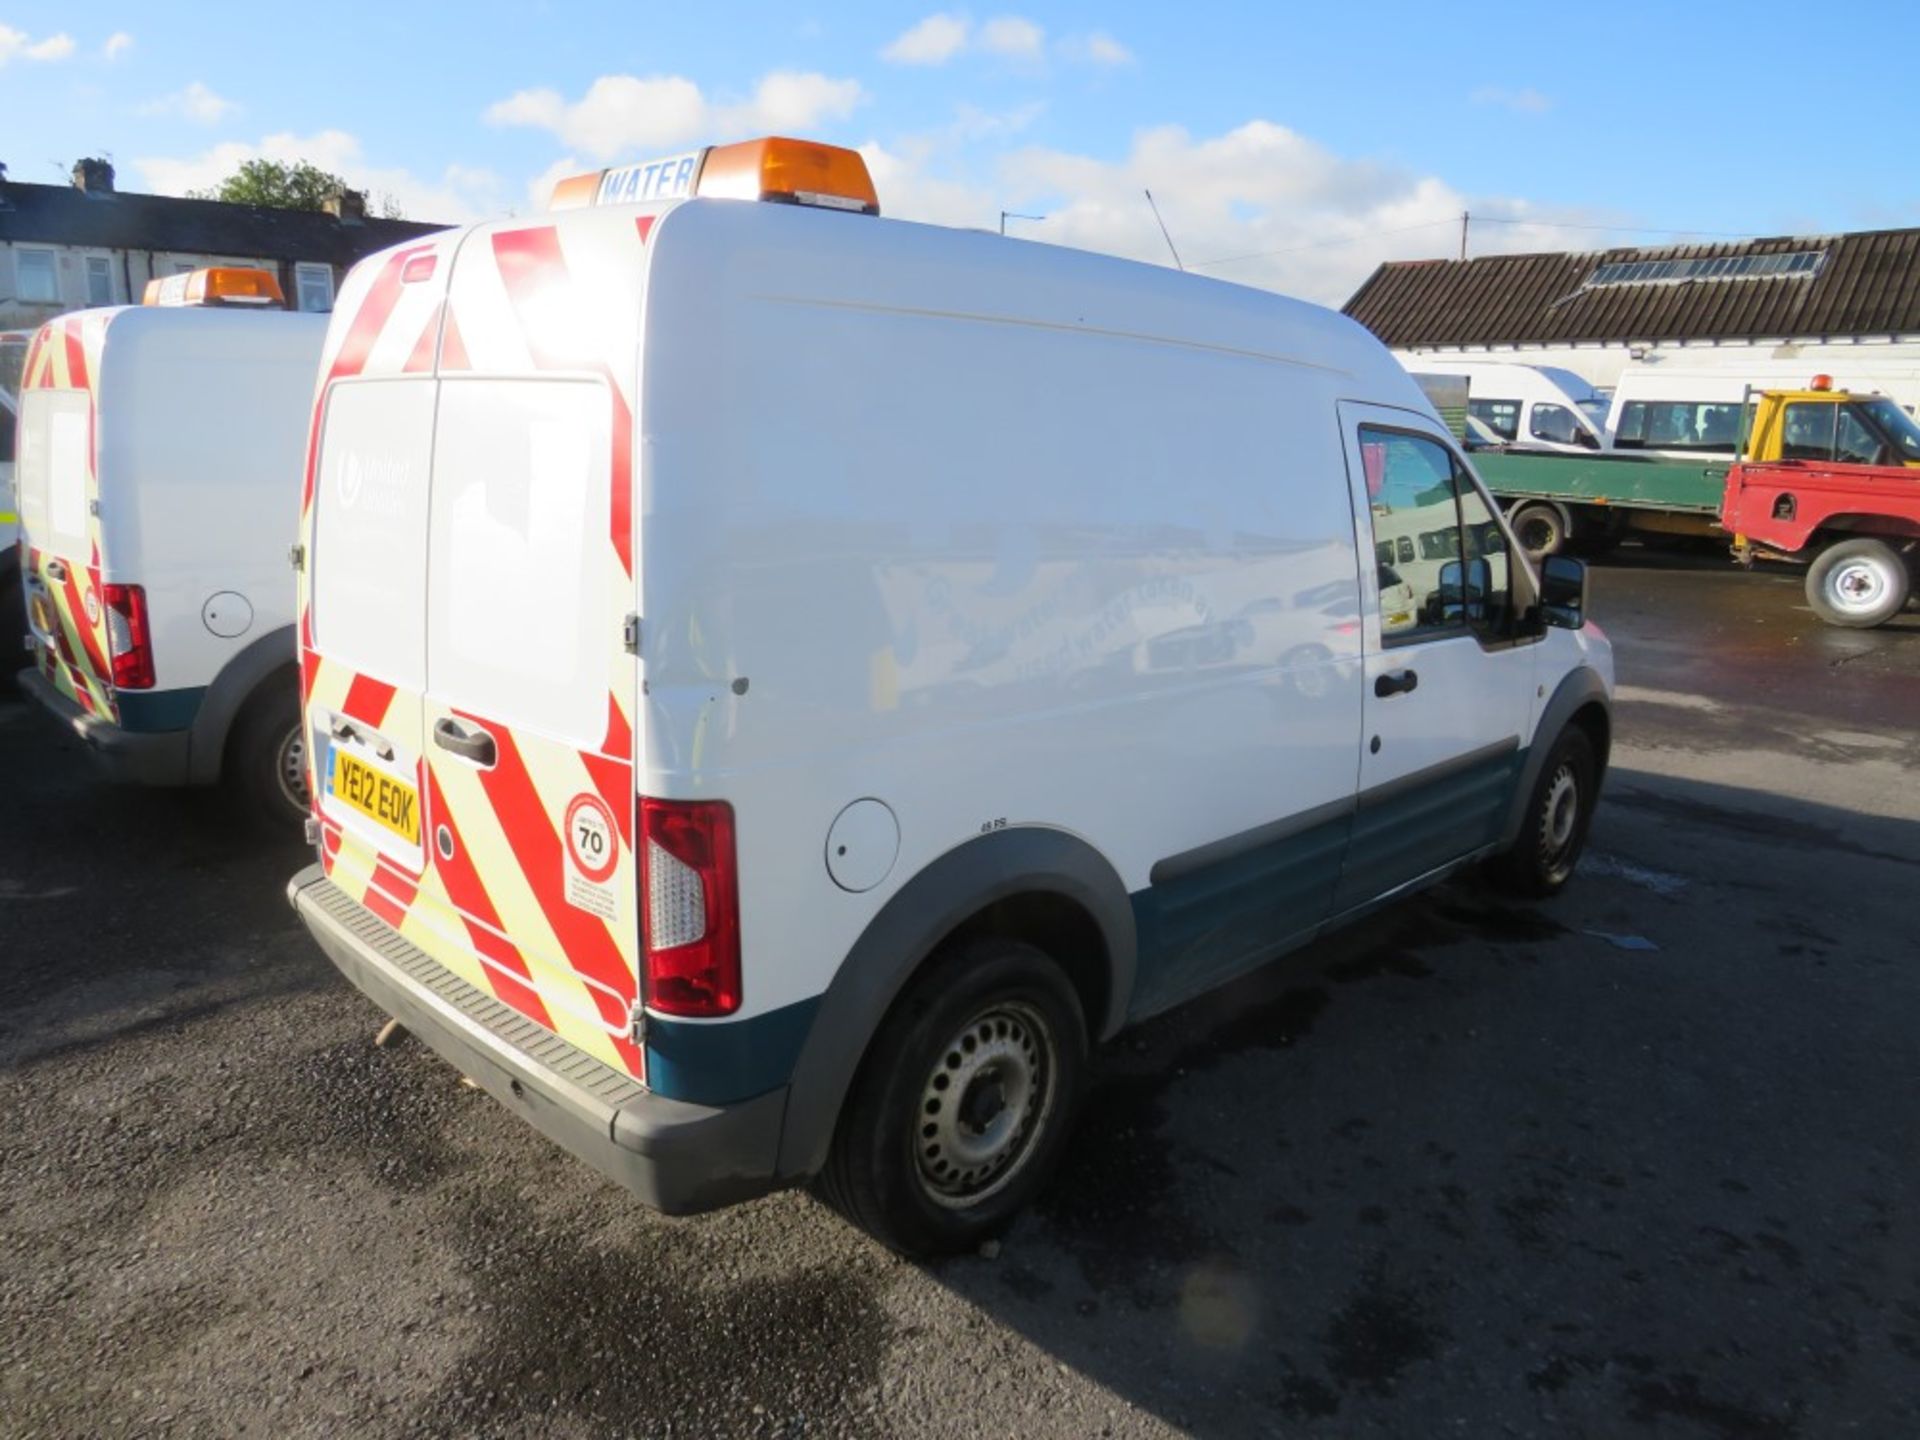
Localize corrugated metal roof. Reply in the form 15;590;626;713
0;180;448;267
1342;229;1920;347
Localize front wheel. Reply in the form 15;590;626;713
816;938;1087;1257
1804;538;1911;628
1487;726;1598;899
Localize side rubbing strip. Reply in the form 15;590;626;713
1357;736;1521;812
1150;795;1358;888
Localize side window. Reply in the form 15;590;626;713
1836;407;1886;465
1468;398;1520;442
295;262;336;314
1363;428;1472;644
1781;402;1836;461
1529;402;1580;446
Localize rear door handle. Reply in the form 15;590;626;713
43;558;68;584
433;717;497;766
1374;669;1419;698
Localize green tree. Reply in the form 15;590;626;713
189;159;403;218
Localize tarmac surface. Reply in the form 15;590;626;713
1;547;1916;1439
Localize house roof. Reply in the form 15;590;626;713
0;179;449;266
1342;228;1920;348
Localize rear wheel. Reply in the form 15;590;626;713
0;563;23;694
1488;725;1597;899
1508;502;1568;561
816;937;1087;1257
1804;538;1911;628
227;681;308;832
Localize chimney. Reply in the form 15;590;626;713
322;186;366;225
72;157;116;195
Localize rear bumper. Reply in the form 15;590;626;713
18;667;192;786
286;864;786;1215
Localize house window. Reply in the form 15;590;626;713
295;263;335;313
85;256;115;306
15;248;59;305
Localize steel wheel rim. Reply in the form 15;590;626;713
1539;763;1580;877
914;1000;1056;1210
1827;559;1889;615
277;729;310;812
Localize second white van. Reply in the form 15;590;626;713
15;269;328;824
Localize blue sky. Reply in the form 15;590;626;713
4;1;1916;304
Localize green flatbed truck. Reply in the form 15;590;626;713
1470;450;1727;558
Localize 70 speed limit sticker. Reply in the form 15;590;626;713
563;793;620;919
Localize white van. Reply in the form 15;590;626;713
1397;357;1607;454
286;139;1615;1254
1605;358;1920;457
14;270;329;824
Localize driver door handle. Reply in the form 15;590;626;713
1375;669;1419;698
433;717;497;766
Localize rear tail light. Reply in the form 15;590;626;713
638;798;740;1017
102;583;155;689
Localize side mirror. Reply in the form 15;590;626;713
1540;554;1588;630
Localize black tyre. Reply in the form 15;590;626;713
1488;726;1598;899
1509;502;1568;561
1804;538;1911;629
0;563;24;694
816;937;1087;1257
226;681;309;832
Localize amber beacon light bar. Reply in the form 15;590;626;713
548;137;880;217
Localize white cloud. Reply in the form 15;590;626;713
979;16;1044;59
1077;31;1133;66
484;70;865;162
882;13;971;65
135;130;503;224
525;154;585;213
142;81;237;124
1470;85;1551;115
0;25;75;64
865;119;1601;306
102;30;133;60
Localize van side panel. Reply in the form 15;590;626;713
642;201;1389;1037
17;312;114;720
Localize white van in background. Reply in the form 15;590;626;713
1395;357;1607;453
1606;357;1920;458
15;268;328;824
286;136;1614;1256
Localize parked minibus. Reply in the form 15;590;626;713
1395;357;1607;453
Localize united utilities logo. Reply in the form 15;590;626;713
337;451;409;518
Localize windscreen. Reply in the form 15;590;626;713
1856;397;1920;463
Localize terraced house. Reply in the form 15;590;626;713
0;158;446;329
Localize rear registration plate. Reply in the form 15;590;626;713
329;747;421;844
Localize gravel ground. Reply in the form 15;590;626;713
1;550;1916;1438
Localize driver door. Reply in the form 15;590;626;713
1334;403;1538;911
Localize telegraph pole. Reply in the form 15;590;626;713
1460;210;1469;260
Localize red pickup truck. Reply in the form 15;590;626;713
1723;459;1920;627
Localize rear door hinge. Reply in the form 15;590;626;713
288;542;306;572
628;998;647;1046
622;613;641;655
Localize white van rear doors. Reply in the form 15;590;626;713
1335;403;1536;905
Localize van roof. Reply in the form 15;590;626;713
375;195;1426;409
